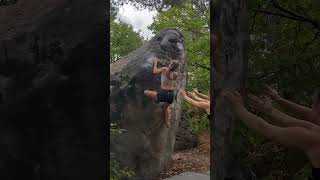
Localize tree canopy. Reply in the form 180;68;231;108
0;0;17;6
150;0;210;92
248;0;320;106
110;18;144;62
237;0;320;179
149;0;210;133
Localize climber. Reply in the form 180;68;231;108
223;86;320;180
144;57;180;128
179;89;210;117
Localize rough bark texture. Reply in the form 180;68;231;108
211;0;249;179
110;28;187;179
0;0;106;179
174;113;198;151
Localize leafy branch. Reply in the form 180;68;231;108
190;62;210;71
252;0;320;31
0;0;18;6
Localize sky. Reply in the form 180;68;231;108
116;4;158;39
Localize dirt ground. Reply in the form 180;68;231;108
157;130;210;179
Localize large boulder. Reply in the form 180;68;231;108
110;28;187;179
0;1;106;179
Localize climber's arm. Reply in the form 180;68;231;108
225;92;316;149
152;58;166;74
170;72;178;80
267;107;320;131
276;97;314;123
235;107;316;149
264;84;314;122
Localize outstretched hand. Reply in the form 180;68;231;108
248;94;273;113
192;88;198;93
187;91;197;98
263;84;281;101
179;89;187;97
223;91;244;110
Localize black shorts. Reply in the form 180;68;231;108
156;89;174;104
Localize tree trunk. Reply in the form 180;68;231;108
211;0;249;179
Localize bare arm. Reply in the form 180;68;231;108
264;84;313;122
248;94;319;130
235;107;315;149
152;58;165;75
276;97;313;122
226;92;316;149
269;107;320;131
193;89;210;101
188;91;210;103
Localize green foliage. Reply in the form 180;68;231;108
110;123;134;179
110;160;135;180
242;0;320;178
110;1;209;133
248;0;320;104
182;101;209;134
111;0;186;13
110;2;119;19
110;123;126;135
149;0;210;93
189;112;209;134
149;0;210;133
0;0;17;6
292;163;312;180
110;18;144;62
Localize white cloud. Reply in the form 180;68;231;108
116;4;158;39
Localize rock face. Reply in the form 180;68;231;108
0;1;106;180
174;113;198;151
110;28;187;179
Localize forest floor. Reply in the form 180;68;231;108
157;130;210;179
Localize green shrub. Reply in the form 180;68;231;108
182;102;209;134
110;159;135;180
189;113;209;134
110;123;135;180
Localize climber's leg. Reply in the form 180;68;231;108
163;103;171;128
144;90;158;100
163;90;175;128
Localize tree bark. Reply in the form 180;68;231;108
211;0;249;179
0;1;107;179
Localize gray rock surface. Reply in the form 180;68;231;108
164;172;210;180
110;28;187;179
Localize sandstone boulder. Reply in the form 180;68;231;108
110;28;187;179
